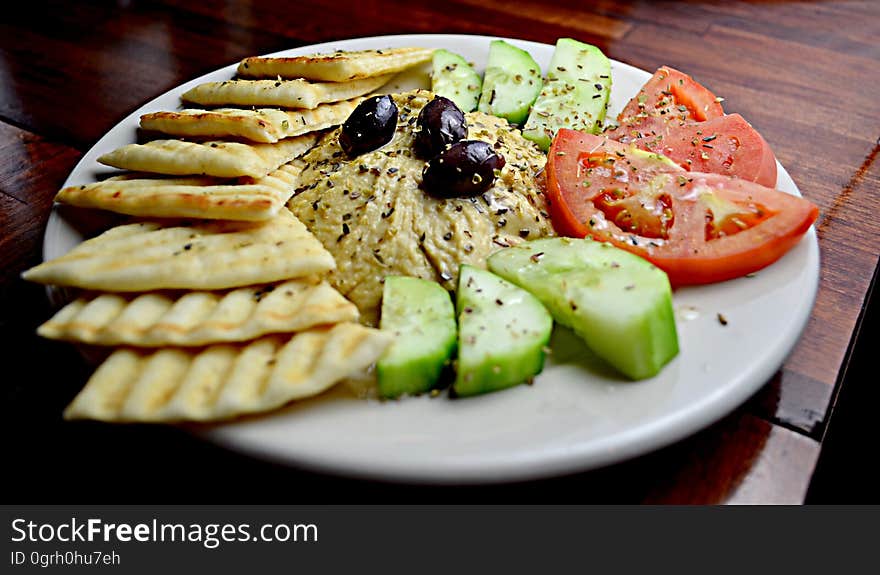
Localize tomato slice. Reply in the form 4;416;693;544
546;129;818;285
606;67;778;187
615;66;724;125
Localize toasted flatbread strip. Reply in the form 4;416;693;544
139;99;361;144
140;108;290;143
98;133;317;178
22;211;335;291
55;162;303;221
62;323;393;422
38;278;359;347
237;47;434;81
181;75;391;109
55;161;302;221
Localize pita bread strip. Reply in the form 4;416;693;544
56;162;303;221
278;98;363;138
181;75;391;109
139;108;290;143
38;279;359;347
237;47;434;81
22;211;335;291
98;133;317;178
63;323;393;422
141;101;360;144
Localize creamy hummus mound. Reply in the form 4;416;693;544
287;90;554;324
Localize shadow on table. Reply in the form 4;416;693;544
806;264;879;504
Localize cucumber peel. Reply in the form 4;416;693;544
523;38;612;150
488;238;679;380
454;265;552;397
377;276;457;398
431;49;482;112
477;40;543;126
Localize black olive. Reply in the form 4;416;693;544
422;140;505;198
414;96;467;158
339;95;398;157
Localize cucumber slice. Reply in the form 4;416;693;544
377;276;457;399
523;38;612;151
431;49;481;112
454;265;552;397
488;238;679;380
477;40;543;126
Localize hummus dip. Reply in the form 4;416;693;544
287;90;554;324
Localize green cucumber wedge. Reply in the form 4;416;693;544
431;49;482;112
454;265;552;397
377;276;457;399
477;40;543;126
523;38;612;151
488;238;679;380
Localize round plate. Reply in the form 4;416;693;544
44;34;820;484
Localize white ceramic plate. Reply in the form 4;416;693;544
44;34;819;484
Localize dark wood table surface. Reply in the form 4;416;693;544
2;0;878;504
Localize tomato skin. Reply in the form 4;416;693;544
607;66;778;187
658;173;817;284
616;66;724;124
753;128;779;188
610;114;778;188
547;129;818;285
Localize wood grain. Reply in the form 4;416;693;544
2;0;878;503
0;123;80;287
600;1;880;434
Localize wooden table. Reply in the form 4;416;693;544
2;0;877;503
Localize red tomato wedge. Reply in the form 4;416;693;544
615;66;724;125
606;67;778;187
546;129;819;285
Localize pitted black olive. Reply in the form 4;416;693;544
422;140;505;198
339;95;398;157
414;96;467;158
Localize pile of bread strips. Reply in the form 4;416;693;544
22;47;435;423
